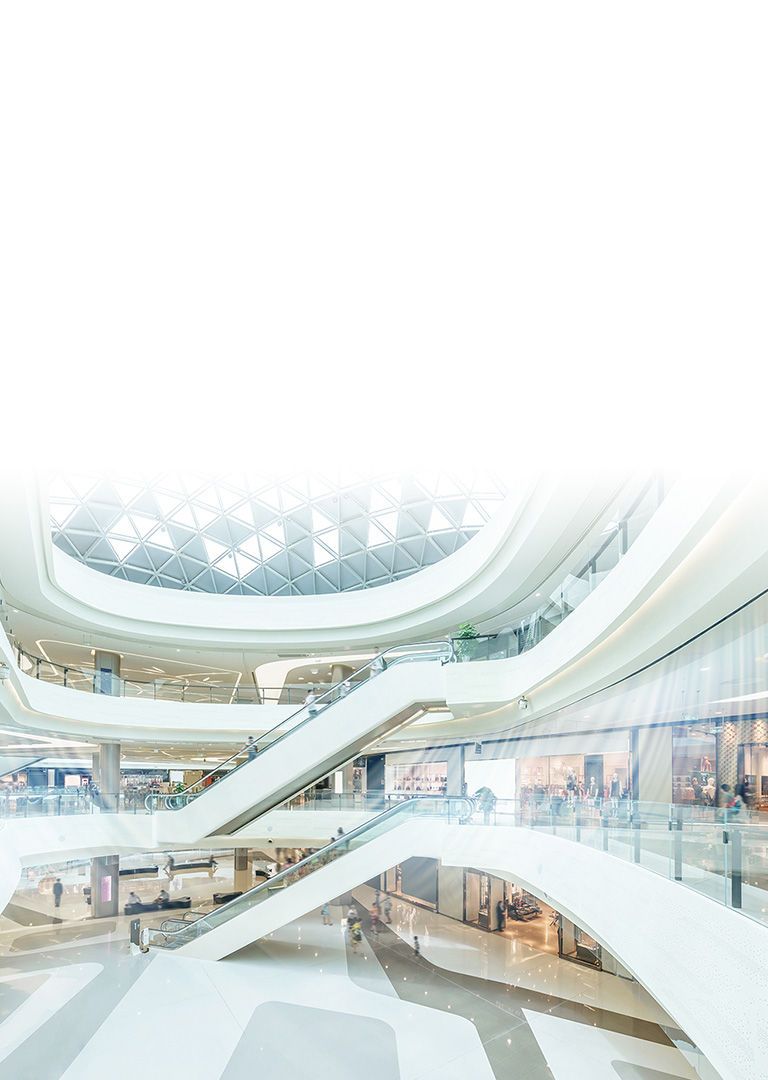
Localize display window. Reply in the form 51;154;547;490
672;725;717;805
385;761;447;795
518;749;630;802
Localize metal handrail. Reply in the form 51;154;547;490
14;642;454;703
13;645;320;702
145;639;454;809
141;794;473;950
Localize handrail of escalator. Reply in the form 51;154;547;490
140;794;473;950
144;639;455;813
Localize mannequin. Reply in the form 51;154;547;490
566;769;577;802
609;772;621;811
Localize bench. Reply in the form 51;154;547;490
124;897;192;915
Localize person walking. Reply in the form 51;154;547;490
52;878;64;909
736;776;752;808
370;908;380;938
164;853;175;879
321;902;332;926
383;896;393;924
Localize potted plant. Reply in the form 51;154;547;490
454;622;479;661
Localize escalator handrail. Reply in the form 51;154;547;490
146;639;454;811
141;794;473;948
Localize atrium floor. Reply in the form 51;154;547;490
0;874;703;1079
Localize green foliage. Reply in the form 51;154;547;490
454;622;479;660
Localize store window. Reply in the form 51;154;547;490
518;749;630;801
385;761;447;796
518;756;550;795
672;724;717;805
740;743;768;809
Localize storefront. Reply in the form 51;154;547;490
385;761;448;797
384;745;464;797
672;724;717;805
462;870;621;974
738;741;768;808
517;749;630;802
384;857;439;910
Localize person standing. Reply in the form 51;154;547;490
350;920;363;953
496;897;506;931
305;688;319;716
321;902;332;926
246;736;258;762
383;896;393;924
52;878;63;909
413;935;420;957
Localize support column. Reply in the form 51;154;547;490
95;743;121;812
341;761;356;795
233;848;252;892
630;726;672;804
91;854;119;917
331;663;354;685
94;649;122;696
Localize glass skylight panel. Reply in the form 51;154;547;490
428;506;452;532
49;473;507;595
313;540;335;566
258;534;283;561
367;520;390;547
109;538;137;561
130;513;158;539
204;538;228;562
151;526;174;550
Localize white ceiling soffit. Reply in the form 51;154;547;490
0;473;625;651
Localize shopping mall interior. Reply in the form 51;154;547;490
0;469;766;1080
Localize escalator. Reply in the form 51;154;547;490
147;641;453;844
141;794;471;960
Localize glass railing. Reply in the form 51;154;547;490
12;646;317;704
144;640;454;813
0;788;145;817
140;794;473;950
453;476;667;661
475;796;768;929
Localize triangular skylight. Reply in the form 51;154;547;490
49;473;507;595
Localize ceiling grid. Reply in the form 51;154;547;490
49;473;507;596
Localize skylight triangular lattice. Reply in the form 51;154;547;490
49;473;507;595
